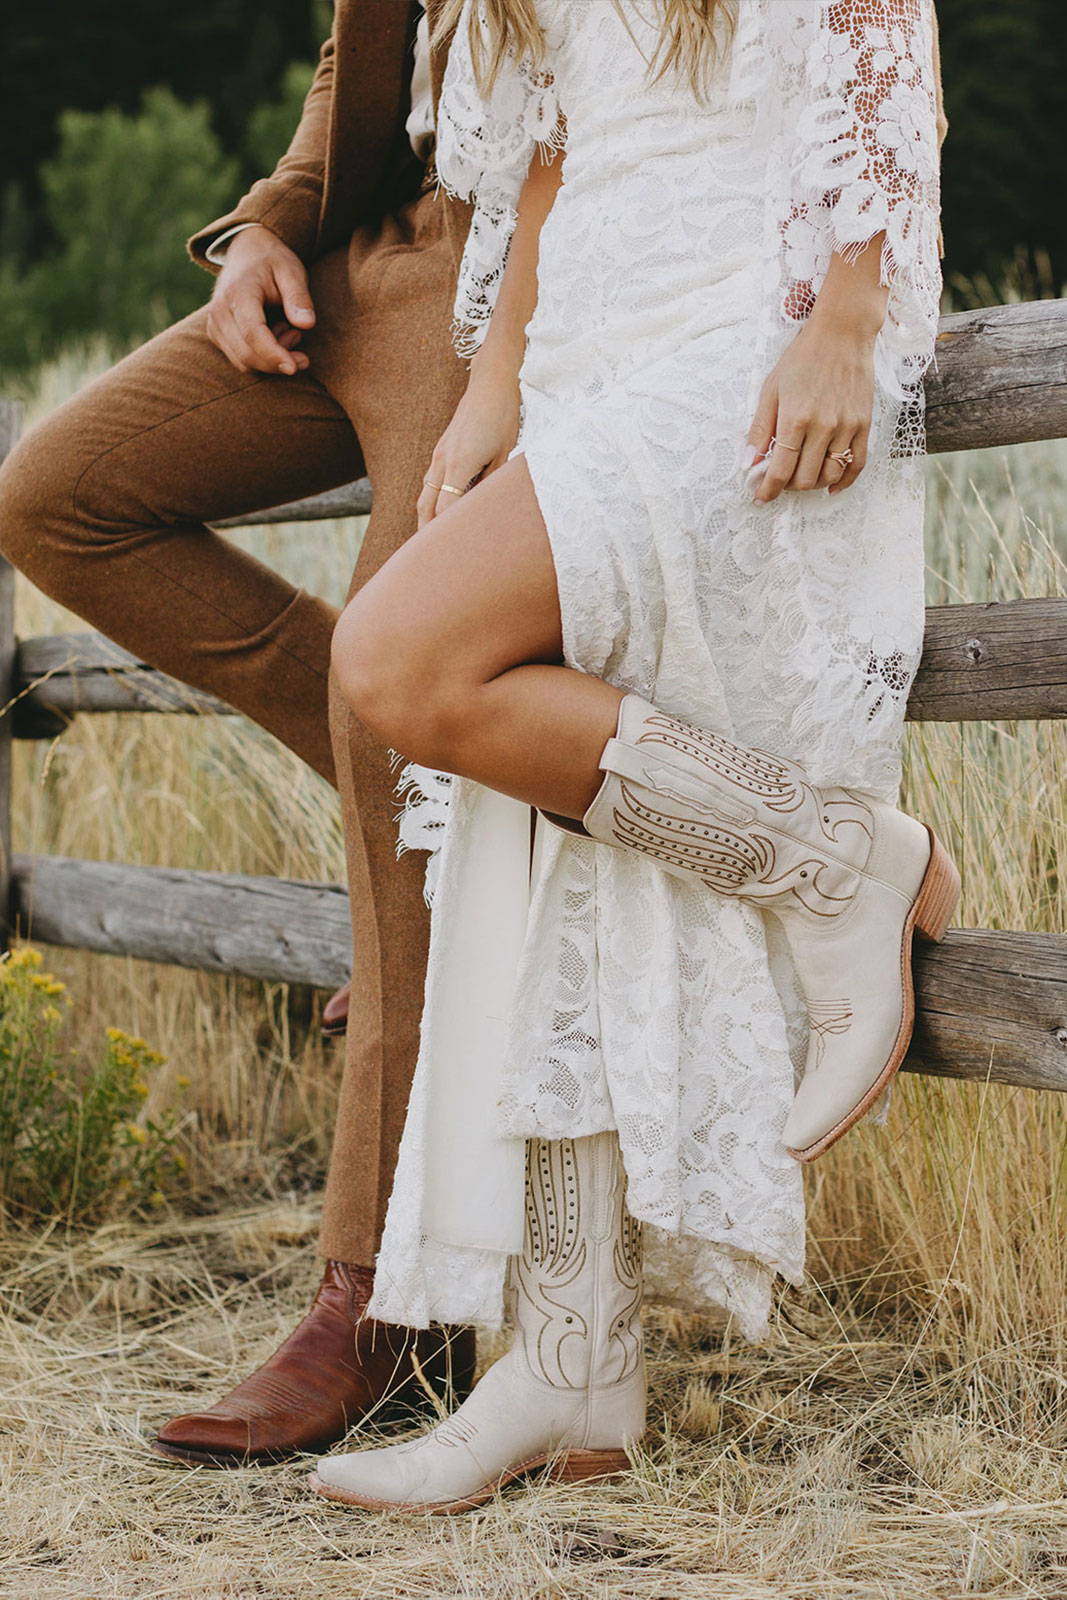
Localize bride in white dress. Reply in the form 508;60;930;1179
311;0;953;1512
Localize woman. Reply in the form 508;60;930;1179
310;0;954;1512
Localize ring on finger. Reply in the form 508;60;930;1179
827;447;854;468
422;478;466;496
768;435;802;454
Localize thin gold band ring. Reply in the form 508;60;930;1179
768;436;802;453
423;478;465;496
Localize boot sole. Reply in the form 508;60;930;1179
786;824;960;1164
306;1447;632;1514
150;1438;297;1469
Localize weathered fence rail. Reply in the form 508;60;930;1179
9;854;352;990
1;294;1066;1097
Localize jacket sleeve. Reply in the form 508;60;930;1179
186;30;336;273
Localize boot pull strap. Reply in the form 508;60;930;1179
599;737;758;827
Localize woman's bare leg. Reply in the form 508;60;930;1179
331;454;623;821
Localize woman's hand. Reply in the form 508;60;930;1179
743;235;889;503
744;317;877;503
417;351;523;528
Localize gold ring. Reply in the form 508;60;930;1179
828;448;854;468
768;436;802;453
423;478;465;496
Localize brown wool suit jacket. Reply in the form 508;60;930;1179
187;0;468;272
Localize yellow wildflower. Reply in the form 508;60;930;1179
175;1075;191;1091
125;1123;148;1145
6;947;42;969
149;1190;166;1207
132;1080;149;1099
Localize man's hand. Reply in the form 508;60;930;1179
206;225;317;376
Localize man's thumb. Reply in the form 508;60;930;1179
277;263;316;328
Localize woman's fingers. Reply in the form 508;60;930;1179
753;432;805;503
827;424;869;495
418;441;516;527
744;378;777;466
791;426;835;492
432;480;469;523
751;417;871;502
816;427;855;490
417;452;478;529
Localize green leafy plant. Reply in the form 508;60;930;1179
0;88;238;372
0;946;186;1225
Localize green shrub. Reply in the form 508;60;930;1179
0;946;186;1225
0;88;238;371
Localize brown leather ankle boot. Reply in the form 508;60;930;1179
152;1261;476;1467
320;981;351;1038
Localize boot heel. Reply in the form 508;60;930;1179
912;827;960;943
552;1448;632;1485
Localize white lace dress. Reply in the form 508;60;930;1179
368;0;943;1340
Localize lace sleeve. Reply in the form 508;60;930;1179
434;0;564;356
782;1;942;405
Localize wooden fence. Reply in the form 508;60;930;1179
1;295;1066;1094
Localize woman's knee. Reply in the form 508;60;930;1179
331;599;473;768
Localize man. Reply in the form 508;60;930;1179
0;0;475;1464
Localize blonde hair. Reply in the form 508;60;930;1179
433;0;736;101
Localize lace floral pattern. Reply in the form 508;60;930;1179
370;0;942;1340
432;0;565;354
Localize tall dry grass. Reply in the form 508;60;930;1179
0;351;1064;1597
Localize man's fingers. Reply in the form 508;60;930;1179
230;292;300;374
270;322;311;369
213;304;254;373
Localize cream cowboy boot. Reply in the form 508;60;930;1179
575;694;960;1161
308;1131;645;1514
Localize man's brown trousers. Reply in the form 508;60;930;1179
0;189;468;1268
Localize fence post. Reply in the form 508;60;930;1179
0;401;23;952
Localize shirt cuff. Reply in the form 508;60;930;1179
204;222;259;266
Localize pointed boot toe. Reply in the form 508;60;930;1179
780;815;960;1160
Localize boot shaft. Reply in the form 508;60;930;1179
513;1134;643;1396
584;695;879;920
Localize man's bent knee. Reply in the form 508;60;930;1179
0;408;118;595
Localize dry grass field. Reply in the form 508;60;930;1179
0;351;1065;1599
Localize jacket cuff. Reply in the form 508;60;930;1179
187;179;323;274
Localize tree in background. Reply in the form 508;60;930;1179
0;91;237;372
2;0;327;262
937;0;1067;294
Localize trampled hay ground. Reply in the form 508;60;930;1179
0;356;1065;1597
